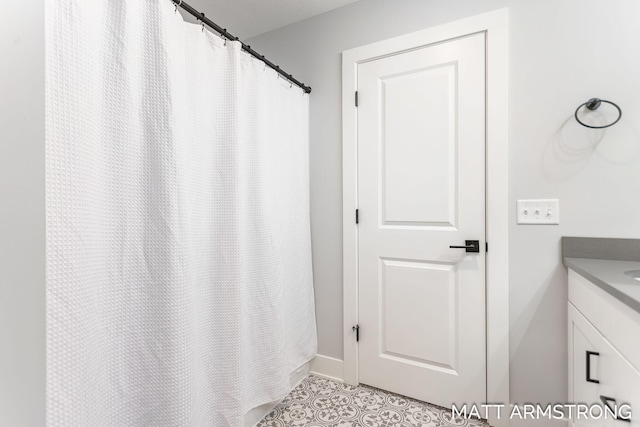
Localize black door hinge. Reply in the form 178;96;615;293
356;209;359;224
355;91;358;107
352;325;360;342
486;242;488;252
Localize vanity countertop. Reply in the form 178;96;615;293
564;257;640;315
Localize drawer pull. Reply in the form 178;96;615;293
600;395;631;423
586;351;599;384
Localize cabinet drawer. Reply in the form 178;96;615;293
569;303;640;426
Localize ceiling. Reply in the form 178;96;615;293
183;0;359;39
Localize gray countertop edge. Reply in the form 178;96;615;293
562;236;640;262
564;257;640;315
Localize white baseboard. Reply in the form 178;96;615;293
310;354;344;382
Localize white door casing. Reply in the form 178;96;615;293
357;32;486;407
342;9;509;427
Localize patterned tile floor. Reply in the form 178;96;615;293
257;375;488;427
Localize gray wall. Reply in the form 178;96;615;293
248;0;640;406
508;0;640;405
0;1;46;426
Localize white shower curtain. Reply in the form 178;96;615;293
46;1;316;425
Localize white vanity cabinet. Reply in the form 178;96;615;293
568;269;640;427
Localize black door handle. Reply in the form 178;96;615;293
586;351;599;383
600;396;631;422
449;240;480;253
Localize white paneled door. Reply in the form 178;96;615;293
357;32;486;407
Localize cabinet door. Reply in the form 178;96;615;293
598;339;640;426
570;304;640;426
570;304;607;426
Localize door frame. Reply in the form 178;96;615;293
341;9;509;427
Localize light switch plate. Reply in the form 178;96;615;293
517;199;560;225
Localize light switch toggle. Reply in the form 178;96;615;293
517;199;560;225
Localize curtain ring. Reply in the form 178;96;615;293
174;0;182;13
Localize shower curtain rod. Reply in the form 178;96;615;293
173;0;312;94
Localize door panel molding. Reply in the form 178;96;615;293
342;8;509;427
